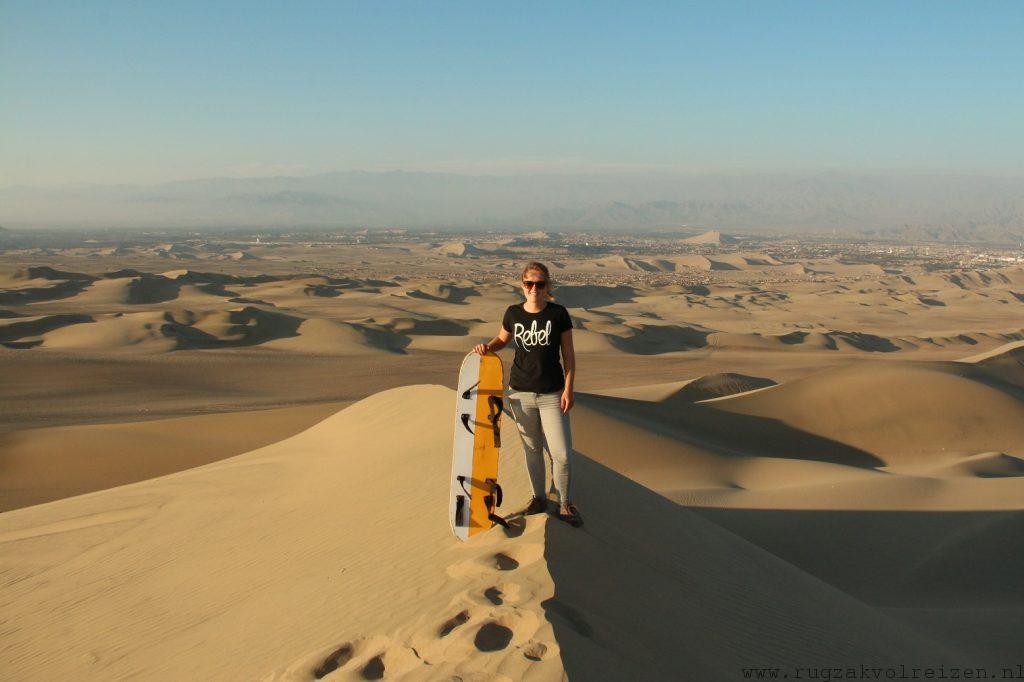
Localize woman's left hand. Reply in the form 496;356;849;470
560;390;574;413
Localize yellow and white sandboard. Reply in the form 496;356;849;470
450;351;507;541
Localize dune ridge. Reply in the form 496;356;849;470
6;381;1014;680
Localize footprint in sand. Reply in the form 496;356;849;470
484;586;504;605
438;609;471;637
501;542;544;567
446;542;544;578
482;581;521;606
494;552;519;570
309;637;419;680
360;654;385;680
304;528;549;677
312;643;352;679
474;621;514;651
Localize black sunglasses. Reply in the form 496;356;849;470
522;280;547;289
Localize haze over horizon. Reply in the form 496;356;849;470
3;169;1024;240
3;2;1023;234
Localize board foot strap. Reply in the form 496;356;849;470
485;478;508;528
487;396;503;447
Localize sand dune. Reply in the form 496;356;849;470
433;241;491;257
5;384;1012;680
73;273;182;305
0;305;411;355
32;307;306;351
4;260;1019;360
221;250;261;261
0;268;387;309
592;255;668;272
884;451;1024;478
663;372;777;403
960;339;1024;389
553;284;637;308
403;282;481;304
710;252;783;268
607;323;710;354
0;267;95;305
0;402;346;511
592;252;786;273
557;327;621;353
265;318;408;354
711;360;1024;464
678;230;745;245
0;313;94;348
39;310;179;351
572;350;1024;492
4;264;1023;363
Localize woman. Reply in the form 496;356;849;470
473;261;582;527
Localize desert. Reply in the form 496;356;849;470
2;225;1023;679
6;3;1024;677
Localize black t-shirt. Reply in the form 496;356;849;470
502;302;573;393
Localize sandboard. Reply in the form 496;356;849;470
450;351;506;541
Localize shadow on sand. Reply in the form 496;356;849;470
539;453;1023;680
577;392;887;468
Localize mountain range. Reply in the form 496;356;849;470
2;171;1023;242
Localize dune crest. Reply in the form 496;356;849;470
5;383;1007;679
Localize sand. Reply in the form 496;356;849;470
5;377;1020;680
0;402;347;512
2;247;1024;679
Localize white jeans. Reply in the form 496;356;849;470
506;389;573;505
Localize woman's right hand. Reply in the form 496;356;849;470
473;343;489;355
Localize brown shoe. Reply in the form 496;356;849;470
524;497;548;515
558;503;583;527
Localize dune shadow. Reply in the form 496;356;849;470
193;281;242;298
406;285;480;304
555;285;637;308
304;284;344;298
0;279;94;305
607;324;710;355
164;307;305;350
778;330;835;348
708;260;740;271
689;507;1024;608
0;313;95;348
833;331;901;352
126;274;184;303
962;347;1024;395
577;392;886;467
541;453;1022;678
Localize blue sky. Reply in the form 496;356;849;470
2;1;1022;185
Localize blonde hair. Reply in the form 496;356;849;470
521;261;555;301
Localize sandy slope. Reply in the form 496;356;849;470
4;359;1024;679
1;386;553;680
4;256;1024;679
0;402;346;512
573;345;1024;510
